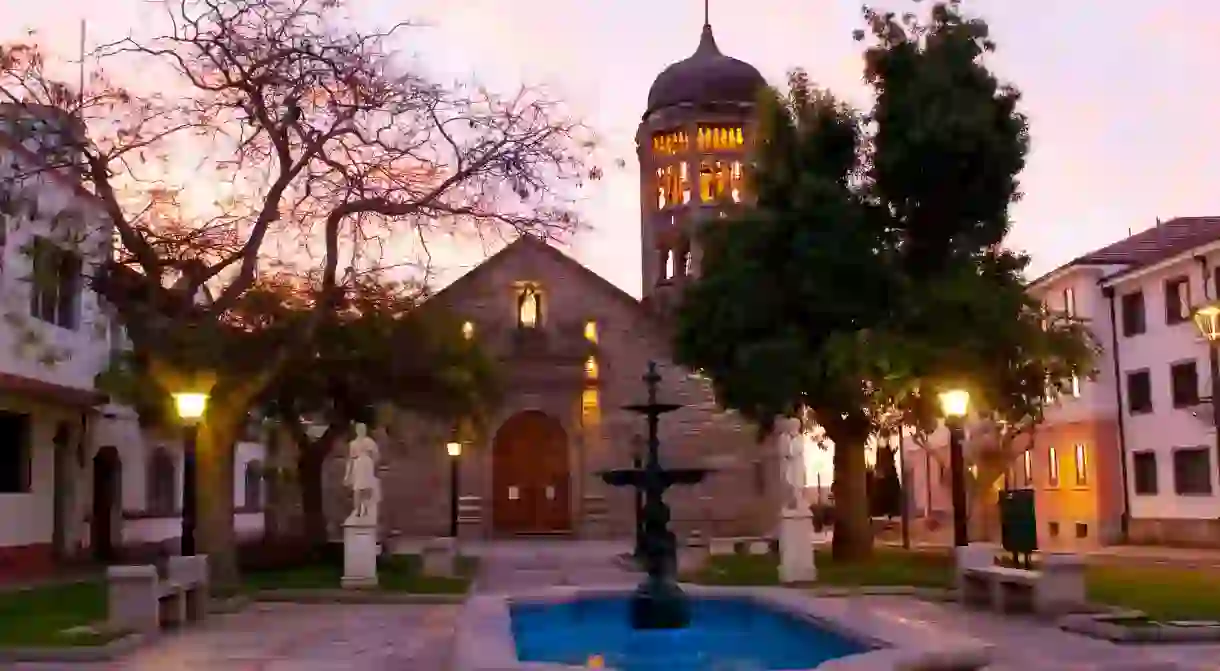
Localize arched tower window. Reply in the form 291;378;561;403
676;237;692;278
658;247;674;284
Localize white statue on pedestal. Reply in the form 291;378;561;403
343;423;381;526
776;417;806;512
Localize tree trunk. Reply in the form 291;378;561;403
298;447;328;548
825;415;873;561
196;415;239;587
968;467;1005;542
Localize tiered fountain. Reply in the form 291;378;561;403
599;361;709;629
502;362;878;670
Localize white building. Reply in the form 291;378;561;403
905;217;1220;548
0;105;264;581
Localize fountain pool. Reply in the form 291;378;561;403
511;595;872;670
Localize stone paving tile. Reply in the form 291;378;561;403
851;595;1220;670
4;603;459;671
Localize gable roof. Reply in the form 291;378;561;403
1029;216;1220;288
1075;216;1220;267
429;234;659;325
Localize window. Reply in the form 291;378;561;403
1047;446;1060;487
243;460;263;509
1048;521;1060;537
675;241;691;278
1073;443;1088;486
585;356;599;380
1022;450;1033;486
1170;360;1199;408
1120;291;1146;336
581;388;600;426
1126;370;1153;414
29;236;82;329
651;130;689;156
655;162;690;209
146;447;176;515
659;248;674;284
517;286;541;329
1132;451;1158;495
0;411;31;493
461;321;474;340
1172;447;1212;495
1063;287;1076;317
696;125;745;152
1165;277;1191;324
584;320;598;343
1075;523;1088;539
698;159;746;204
1069;375;1081;398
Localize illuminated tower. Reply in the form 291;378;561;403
637;10;764;313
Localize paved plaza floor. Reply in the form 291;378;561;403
6;541;1220;670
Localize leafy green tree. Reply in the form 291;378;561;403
677;1;1084;560
255;276;499;547
674;75;891;560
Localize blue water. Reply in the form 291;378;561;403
510;596;870;670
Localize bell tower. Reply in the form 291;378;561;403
637;7;764;314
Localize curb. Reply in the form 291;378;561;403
1059;612;1220;644
0;632;144;663
251;588;469;604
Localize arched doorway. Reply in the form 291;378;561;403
91;446;121;562
492;411;570;534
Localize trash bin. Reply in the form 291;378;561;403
998;488;1037;568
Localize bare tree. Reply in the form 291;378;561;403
0;0;595;582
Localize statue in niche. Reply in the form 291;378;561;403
776;416;807;512
343;423;381;525
518;286;540;328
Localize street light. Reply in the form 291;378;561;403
890;429;911;550
446;441;462;538
173;391;209;557
938;389;970;548
1193;304;1220;488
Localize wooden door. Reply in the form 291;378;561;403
492;411;571;534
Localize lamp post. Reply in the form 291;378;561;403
1192;304;1220;483
893;429;911;550
938;389;971;548
172;392;209;556
446;441;462;538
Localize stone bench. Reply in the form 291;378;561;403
107;554;210;636
956;543;1085;615
708;537;777;556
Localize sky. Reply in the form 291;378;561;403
6;0;1220;297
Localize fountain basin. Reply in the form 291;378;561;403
513;594;867;669
453;585;995;671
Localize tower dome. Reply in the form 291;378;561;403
645;23;766;117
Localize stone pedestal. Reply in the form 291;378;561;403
422;536;457;577
1036;552;1086;614
778;509;816;583
954;542;996;591
341;521;378;589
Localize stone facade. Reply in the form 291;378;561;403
320;237;780;541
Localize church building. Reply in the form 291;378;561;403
325;19;780;542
